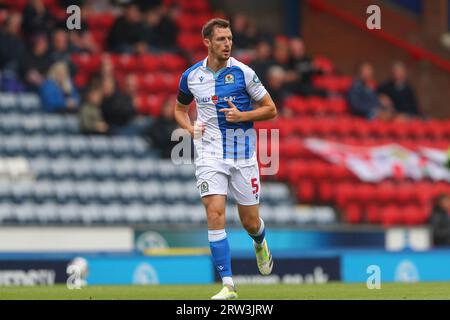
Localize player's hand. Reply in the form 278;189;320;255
192;121;205;139
219;100;244;123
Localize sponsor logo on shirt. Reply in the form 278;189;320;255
195;96;236;105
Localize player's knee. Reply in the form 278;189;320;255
206;209;225;223
241;217;259;234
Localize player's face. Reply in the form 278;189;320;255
207;27;233;61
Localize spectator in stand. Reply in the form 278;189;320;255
143;4;179;51
0;12;26;92
100;76;136;132
79;86;109;134
134;0;162;12
22;0;56;40
288;37;316;84
68;23;101;54
348;62;394;120
39;61;80;113
378;61;422;119
146;97;181;158
49;29;77;75
286;37;326;97
265;65;291;115
249;39;274;86
89;55;116;89
123;73;139;105
271;36;291;70
107;1;146;53
429;193;450;247
22;33;52;90
100;74;152;136
231;13;259;50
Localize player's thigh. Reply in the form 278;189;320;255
201;194;227;215
202;194;228;229
229;162;261;206
195;163;229;198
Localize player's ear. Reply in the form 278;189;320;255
203;37;211;48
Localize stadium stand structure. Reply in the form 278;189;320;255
0;92;303;225
1;0;448;227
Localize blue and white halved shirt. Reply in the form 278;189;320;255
178;57;268;162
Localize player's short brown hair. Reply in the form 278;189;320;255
201;18;230;39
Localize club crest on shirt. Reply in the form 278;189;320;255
211;95;218;105
224;74;234;84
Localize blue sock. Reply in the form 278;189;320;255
208;230;233;281
248;218;265;244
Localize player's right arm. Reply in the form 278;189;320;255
174;101;194;137
174;71;205;138
174;69;195;137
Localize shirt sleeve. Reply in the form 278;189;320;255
244;67;268;102
177;71;194;105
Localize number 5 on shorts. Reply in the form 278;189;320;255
251;178;259;194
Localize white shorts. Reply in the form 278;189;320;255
195;159;261;206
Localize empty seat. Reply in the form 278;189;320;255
118;181;141;203
49;158;72;180
33;181;55;203
74;181;98;203
11;182;34;203
54;181;76;204
35;202;59;223
24;136;47;157
114;158;136;180
13;203;36;223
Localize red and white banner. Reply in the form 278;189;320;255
304;138;450;182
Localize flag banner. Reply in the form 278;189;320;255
304;138;450;182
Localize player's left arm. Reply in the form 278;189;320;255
219;93;277;123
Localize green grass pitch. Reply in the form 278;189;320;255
1;282;450;300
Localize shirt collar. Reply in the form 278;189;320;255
202;57;232;69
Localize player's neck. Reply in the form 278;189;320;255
206;55;228;73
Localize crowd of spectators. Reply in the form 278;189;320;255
348;61;422;121
106;1;180;54
0;0;426;145
0;0;178;140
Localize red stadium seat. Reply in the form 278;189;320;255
313;56;335;73
159;54;187;72
353;183;375;203
279;137;305;158
296;180;315;203
318;181;334;203
328;97;348;114
402;204;425;225
395;183;415;204
307;96;328;114
288;160;310;184
284;96;308;114
139;55;159;72
71;54;102;72
366;204;381;224
112;55;138;72
375;181;396;204
335;182;353;207
344;204;363;224
381;205;402;226
177;32;204;52
414;182;434;205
